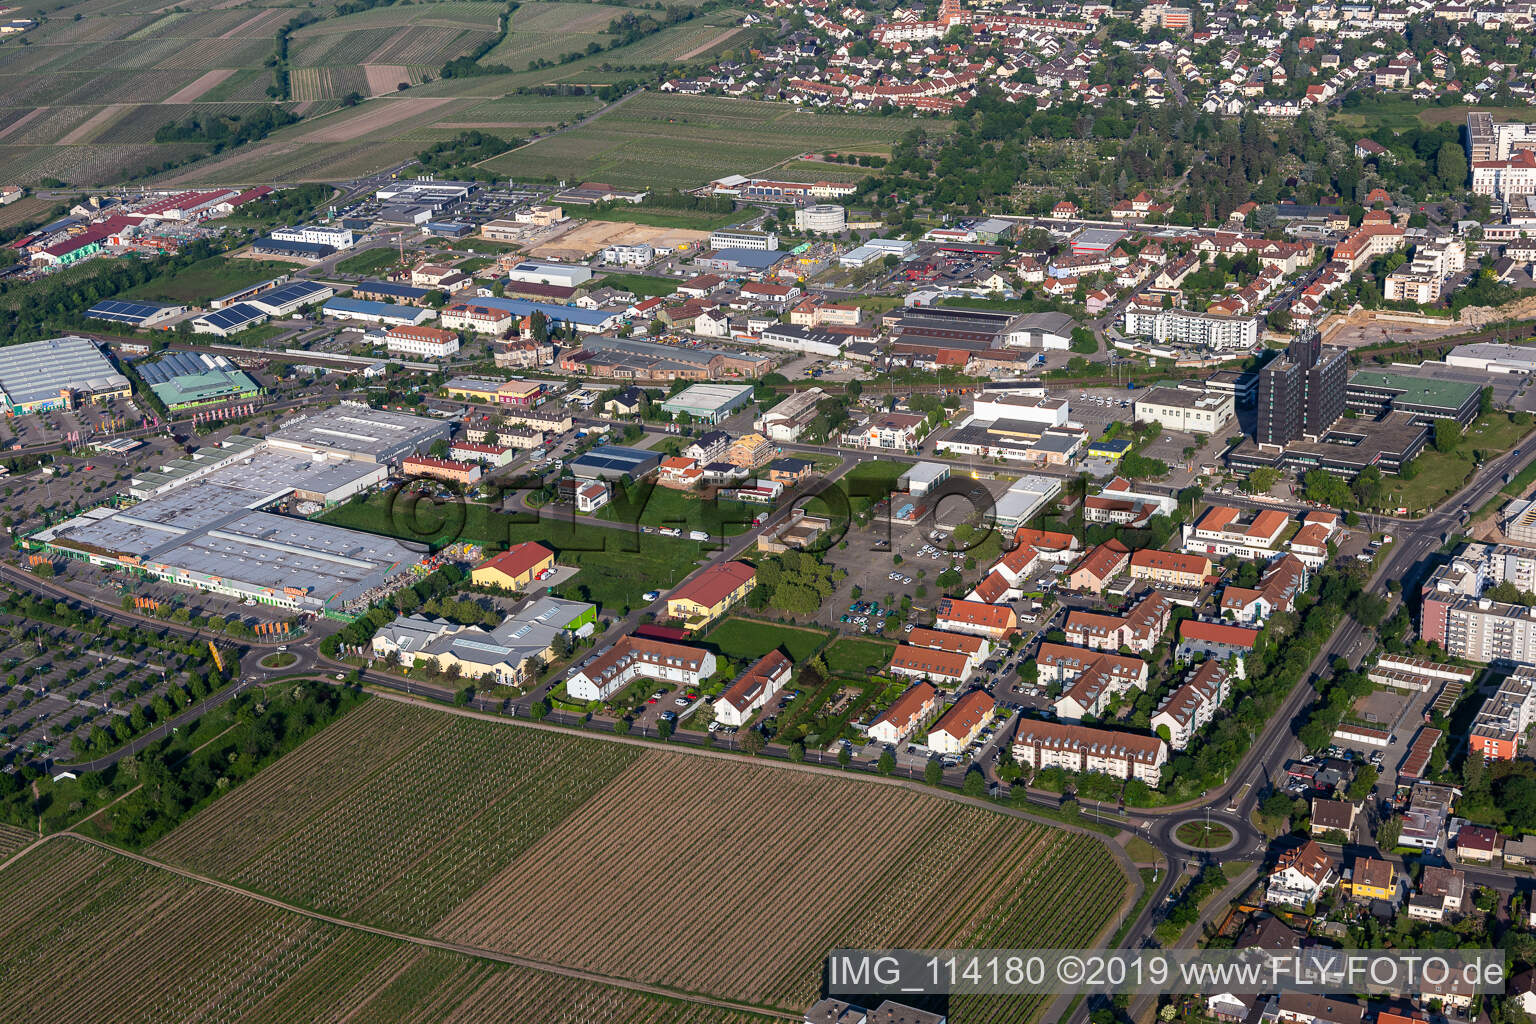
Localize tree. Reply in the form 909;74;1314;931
529;697;550;721
1433;417;1461;454
1259;791;1296;826
787;739;805;762
1244;466;1281;494
836;744;851;767
1347;764;1378;801
612;716;630;735
1069;327;1098;354
962;769;987;797
1435;141;1467;191
924;758;944;785
877;749;896;775
739;728;764;755
657;718;674;740
1375;815;1401;852
1481;385;1494;416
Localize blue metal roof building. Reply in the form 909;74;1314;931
569;445;662;481
321;297;435;326
466;297;621;333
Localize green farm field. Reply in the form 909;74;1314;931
0;836;775;1024
483;92;938;189
137;699;1131;1020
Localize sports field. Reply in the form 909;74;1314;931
140;700;1132;1020
484;92;937;189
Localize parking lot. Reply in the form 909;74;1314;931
0;617;211;764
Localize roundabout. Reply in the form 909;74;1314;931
1173;818;1237;852
258;651;298;670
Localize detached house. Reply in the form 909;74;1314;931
869;681;941;745
1265;840;1337;907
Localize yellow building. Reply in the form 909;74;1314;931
1346;857;1395;902
471;541;555;590
665;561;757;628
1128;549;1211;589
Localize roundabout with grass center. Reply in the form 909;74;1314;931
258;651;298;669
1174;819;1235;851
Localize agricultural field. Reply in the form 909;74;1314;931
0;3;296;185
0;837;776;1024
147;701;1130;1020
483;92;935;189
483;1;629;69
287;1;503;94
0;823;32;861
150;701;641;932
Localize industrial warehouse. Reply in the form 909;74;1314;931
29;405;448;614
0;335;131;414
135;351;261;410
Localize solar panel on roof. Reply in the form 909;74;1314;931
201;303;266;331
86;299;167;324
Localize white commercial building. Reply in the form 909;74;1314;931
502;260;592;288
993;474;1062;531
794;204;846;233
1446;343;1536;375
1122;307;1260;351
970;393;1070;428
269;224;355;249
1132;386;1234;434
709;229;777;251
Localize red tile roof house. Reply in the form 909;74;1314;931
1455;824;1503;864
888;645;973;687
1063;592;1171;653
565;636;716;702
1052;649;1149;721
868;681;940;746
903;627;990;672
1067;539;1131;594
1265;839;1337;906
926;688;997;755
1176;619;1260;665
713;649;792;728
933;598;1017;641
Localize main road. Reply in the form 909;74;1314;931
1068;438;1536;1024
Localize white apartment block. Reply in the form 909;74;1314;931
565;636;716;701
1473;151;1536;202
1012;721;1168;786
1150;660;1230;750
602;243;655;267
1122;307;1259;351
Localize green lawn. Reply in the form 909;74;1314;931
1387;413;1534;514
822;636;896;676
597;482;756;537
701;615;831;664
335;248;405;276
596;272;681;297
319;492;703;616
122;257;298;305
